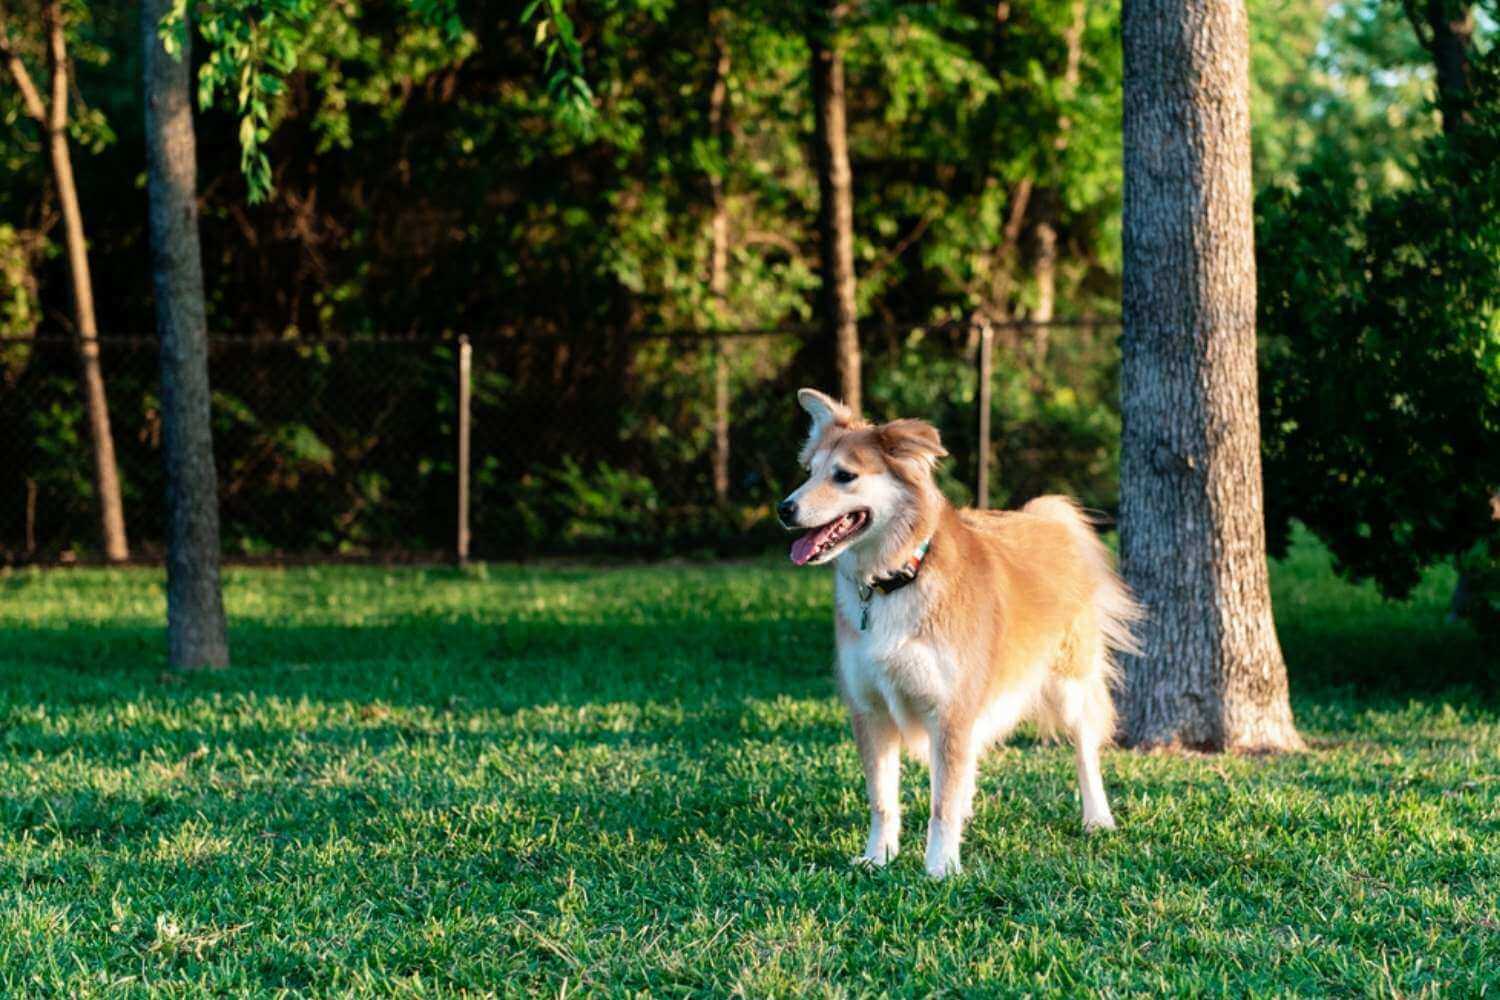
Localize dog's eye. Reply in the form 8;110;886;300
832;468;858;484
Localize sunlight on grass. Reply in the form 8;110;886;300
0;531;1495;994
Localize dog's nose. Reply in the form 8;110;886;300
777;500;798;527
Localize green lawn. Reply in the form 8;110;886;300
1;534;1496;996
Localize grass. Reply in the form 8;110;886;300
0;531;1496;996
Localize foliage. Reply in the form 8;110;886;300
2;0;1486;560
0;533;1495;992
1258;12;1500;602
0;340;458;562
513;456;664;551
0;224;42;338
0;0;119;332
1454;534;1500;642
521;0;595;136
1250;0;1437;192
159;0;469;202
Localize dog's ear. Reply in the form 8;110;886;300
877;418;947;468
797;388;853;466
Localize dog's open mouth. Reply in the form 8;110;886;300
790;510;870;566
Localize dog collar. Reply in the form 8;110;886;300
863;536;933;598
856;537;932;632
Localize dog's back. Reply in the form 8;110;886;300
955;497;1142;746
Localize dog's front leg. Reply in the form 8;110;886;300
850;708;901;866
925;720;977;878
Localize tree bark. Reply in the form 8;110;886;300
1406;0;1473;135
143;0;229;670
1030;0;1084;366
1119;0;1301;751
708;22;732;504
1031;220;1056;337
810;3;860;415
984;178;1031;329
3;2;129;561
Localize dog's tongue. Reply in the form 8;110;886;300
790;521;836;566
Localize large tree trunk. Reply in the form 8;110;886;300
143;0;229;670
708;22;732;505
1119;0;1301;751
810;3;860;414
3;3;130;561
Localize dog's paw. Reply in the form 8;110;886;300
852;842;898;868
924;854;962;879
923;819;963;878
1083;813;1116;834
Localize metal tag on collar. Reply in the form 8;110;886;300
858;583;873;631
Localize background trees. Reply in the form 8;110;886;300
1258;0;1500;636
1;0;128;561
809;0;861;413
1;0;1495;650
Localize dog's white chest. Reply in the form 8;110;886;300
834;573;951;717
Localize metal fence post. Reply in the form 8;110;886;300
456;335;472;564
976;320;993;509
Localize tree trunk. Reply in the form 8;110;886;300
1119;0;1301;751
1032;219;1056;353
1424;0;1473;135
4;3;130;561
708;23;732;504
810;4;860;415
1030;0;1083;366
984;178;1032;329
143;0;229;670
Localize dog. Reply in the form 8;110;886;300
778;388;1142;878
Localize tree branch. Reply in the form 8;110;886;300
0;4;49;124
862;211;934;287
1400;0;1434;51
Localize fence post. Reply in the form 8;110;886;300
976;320;993;509
456;335;472;565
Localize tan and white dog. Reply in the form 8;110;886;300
779;388;1142;878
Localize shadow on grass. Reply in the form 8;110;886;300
1;560;1493;725
0;613;835;713
1280;616;1496;695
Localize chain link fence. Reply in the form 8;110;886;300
1;319;1121;566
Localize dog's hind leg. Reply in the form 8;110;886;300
1054;670;1117;832
851;707;902;866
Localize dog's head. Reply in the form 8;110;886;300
777;388;947;566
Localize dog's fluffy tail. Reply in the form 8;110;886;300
1021;495;1145;659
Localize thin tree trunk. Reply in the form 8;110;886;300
1412;0;1473;135
25;477;37;555
1030;0;1083;366
984;178;1032;331
143;0;229;670
1119;0;1301;751
810;3;859;414
3;3;129;561
708;23;732;505
1032;220;1056;337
